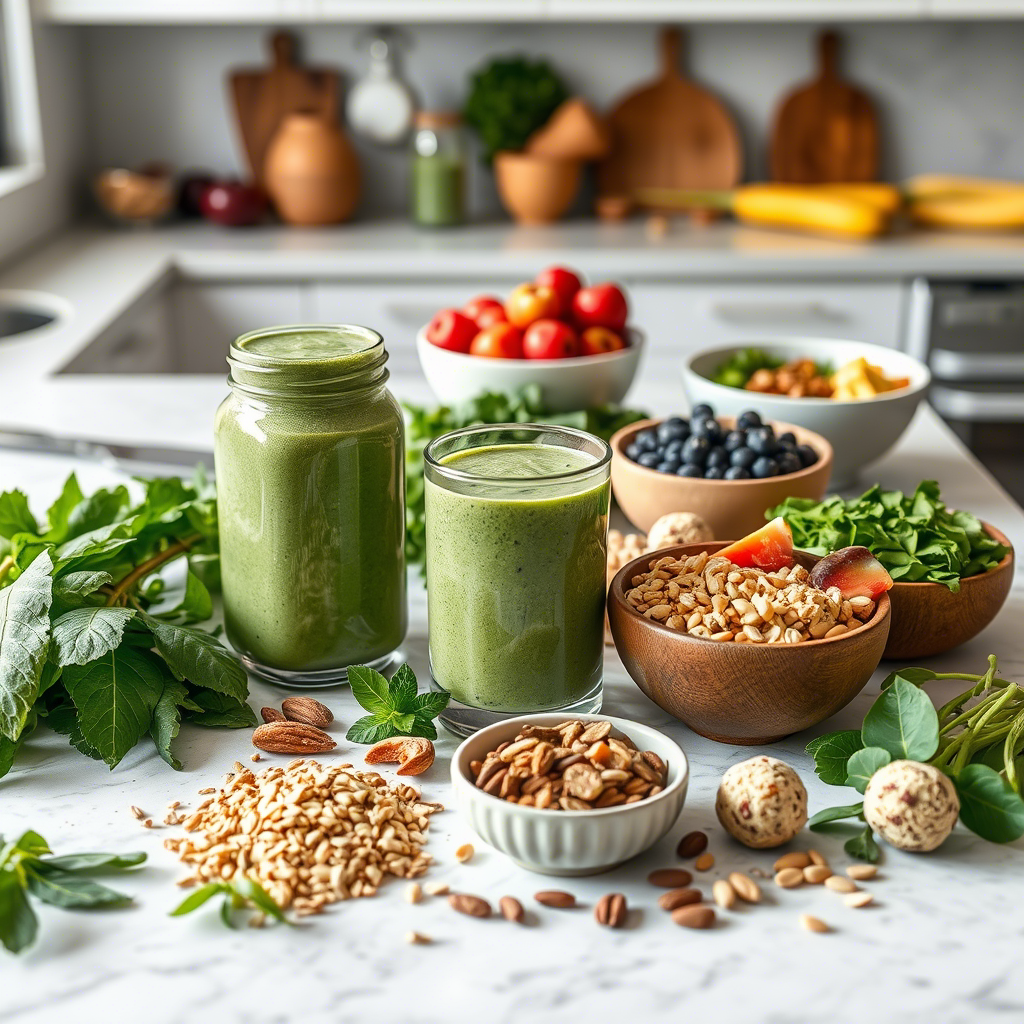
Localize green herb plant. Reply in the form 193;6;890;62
346;663;449;743
807;655;1024;860
0;471;256;779
170;876;292;930
0;829;145;953
770;480;1008;591
711;348;785;389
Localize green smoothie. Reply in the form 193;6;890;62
425;442;609;713
214;326;406;681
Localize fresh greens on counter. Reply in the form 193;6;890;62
170;876;291;930
0;829;145;953
346;663;449;743
711;348;785;389
404;386;647;570
769;481;1009;591
807;655;1024;859
0;471;256;780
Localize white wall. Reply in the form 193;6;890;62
77;20;1024;219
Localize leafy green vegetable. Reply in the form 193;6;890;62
0;829;144;953
463;57;568;163
845;826;881;863
0;471;253;778
347;663;450;743
806;730;863;786
846;747;892;793
808;802;864;829
170;876;291;930
861;677;939;762
954;763;1024;843
711;348;784;389
769;481;1009;590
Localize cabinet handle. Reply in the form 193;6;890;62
710;301;848;326
930;385;1024;423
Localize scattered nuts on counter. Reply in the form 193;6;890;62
281;696;334;729
695;852;715;871
774;851;811;871
712;879;737;909
250;753;261;762
424;882;450;896
365;736;436;776
405;930;432;945
455;843;475;864
676;830;709;858
251;721;337;755
534;890;576;909
672;905;716;930
405;882;423;904
595;893;628;928
658;888;702;911
803;865;833;885
471;719;667;810
808;849;828;867
774;867;804;889
844;891;874;909
824;875;858;894
500;896;525;923
129;805;145;820
647;868;692;888
260;707;286;723
142;819;154;829
449;894;492;918
728;872;762;904
799;914;830;934
716;756;808;849
846;864;877;881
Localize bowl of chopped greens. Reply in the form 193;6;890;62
769;481;1013;660
682;339;930;488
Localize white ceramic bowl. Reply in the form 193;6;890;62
681;338;930;489
416;327;644;412
451;712;689;876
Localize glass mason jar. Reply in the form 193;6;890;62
410;110;466;227
424;424;611;735
214;325;407;687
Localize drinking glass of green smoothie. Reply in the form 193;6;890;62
424;424;611;735
214;325;407;687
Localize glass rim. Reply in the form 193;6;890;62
423;422;612;485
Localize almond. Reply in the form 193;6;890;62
364;736;435;776
647;868;692;888
728;871;762;903
448;893;491;918
260;707;286;724
658;887;702;911
672;905;716;929
534;890;576;909
595;893;628;928
676;830;708;858
252;721;336;754
281;696;333;729
500;896;525;923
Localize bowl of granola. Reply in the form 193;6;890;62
607;542;891;745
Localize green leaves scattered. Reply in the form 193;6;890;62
862;677;939;762
347;663;450;743
806;730;864;786
845;826;881;863
808;802;865;830
170;876;291;930
769;481;1009;591
0;829;144;953
953;764;1024;844
846;747;892;793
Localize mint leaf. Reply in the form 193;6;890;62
388;663;418;708
182;688;257;728
51;607;135;666
409;691;450;719
139;614;247;702
63;647;167;768
150;679;189;769
23;864;131;908
0;490;38;539
348;665;396;714
808;802;864;830
406;716;438;741
862;677;940;762
347;713;400;744
0;871;37;953
806;730;864;786
0;550;53;742
846;746;892;793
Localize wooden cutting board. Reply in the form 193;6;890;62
230;31;340;186
597;28;742;206
770;31;880;184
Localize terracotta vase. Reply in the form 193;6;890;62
263;113;361;225
493;152;581;225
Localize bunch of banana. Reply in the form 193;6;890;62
903;175;1024;231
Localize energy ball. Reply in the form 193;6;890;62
716;756;808;849
863;760;959;852
646;512;714;552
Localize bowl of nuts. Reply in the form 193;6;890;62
451;714;689;876
607;541;891;745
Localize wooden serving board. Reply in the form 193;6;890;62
770;31;880;184
597;28;742;206
230;31;340;186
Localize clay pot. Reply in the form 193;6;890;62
263;113;360;225
493;152;581;225
526;98;611;161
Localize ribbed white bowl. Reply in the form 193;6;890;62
451;713;689;876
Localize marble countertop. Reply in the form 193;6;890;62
2;367;1023;1023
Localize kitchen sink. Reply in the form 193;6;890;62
0;290;67;340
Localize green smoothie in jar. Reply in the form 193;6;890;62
214;325;406;685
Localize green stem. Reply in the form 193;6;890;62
105;533;201;607
952;685;1019;775
0;554;14;587
1004;713;1024;794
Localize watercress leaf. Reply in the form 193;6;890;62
139;613;247;703
808;802;864;830
52;570;113;603
845;825;881;863
846;746;892;793
0;490;38;539
408;690;451;719
14;830;50;856
182;688;257;728
170;882;226;917
0;871;37;953
150;679;189;769
954;763;1024;844
346;713;399;745
41;851;146;872
406;715;438;741
388;663;419;710
862;677;940;762
881;667;938;690
232;877;289;924
63;647;167;768
50;607;135;667
348;665;396;715
23;864;131;908
806;730;864;786
0;549;53;742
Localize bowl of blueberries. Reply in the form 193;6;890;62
609;403;833;539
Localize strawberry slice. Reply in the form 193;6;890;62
716;517;795;571
809;546;894;600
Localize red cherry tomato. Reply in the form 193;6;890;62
469;322;525;359
535;266;583;316
522;319;579;360
572;283;628;332
580;326;627;356
426;308;477;353
463;295;506;329
505;284;560;329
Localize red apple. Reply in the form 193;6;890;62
572;283;628;332
475;305;508;330
426;308;477;353
505;283;560;329
580;326;627;356
199;180;267;227
523;319;579;360
535;266;583;316
463;295;506;329
469;322;524;359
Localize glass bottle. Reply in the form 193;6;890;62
410;111;466;227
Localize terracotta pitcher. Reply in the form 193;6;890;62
263;112;361;225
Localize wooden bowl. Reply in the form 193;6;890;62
493;152;581;225
607;541;891;745
883;522;1014;660
609;417;833;538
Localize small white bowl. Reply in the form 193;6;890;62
451;712;689;876
416;327;644;412
681;338;930;489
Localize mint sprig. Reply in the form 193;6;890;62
170;876;292;930
346;663;449;743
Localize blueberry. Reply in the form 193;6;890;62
796;444;818;467
724;466;751;480
657;417;689;445
657;459;681;474
736;410;762;430
663;439;684;459
706;446;730;470
751;456;780;479
777;452;803;475
730;446;756;470
676;464;704;478
637;451;660;468
682;436;710;466
723;430;747;452
778;438;797;454
691;403;714;421
704;466;725;479
746;427;778;456
626;443;642;461
779;431;797;446
635;429;658;452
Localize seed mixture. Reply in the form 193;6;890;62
625;551;877;644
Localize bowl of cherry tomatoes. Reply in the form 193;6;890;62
417;266;644;411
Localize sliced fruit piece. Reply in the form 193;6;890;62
809;546;893;600
716;517;794;571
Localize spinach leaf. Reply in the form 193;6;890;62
182;688;257;729
140;614;248;703
40;851;145;872
954;764;1024;843
52;570;113;603
0;491;38;539
806;730;864;786
23;864;132;908
862;677;939;761
0;872;37;953
808;803;864;829
150;679;190;769
846;746;892;793
51;606;135;666
845;825;881;863
42;474;84;542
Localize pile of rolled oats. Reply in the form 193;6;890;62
165;759;441;916
625;551;876;644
